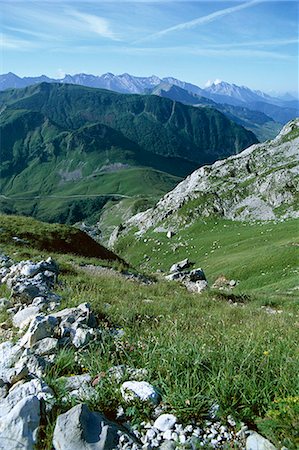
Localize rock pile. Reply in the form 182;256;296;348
0;254;276;449
165;258;208;293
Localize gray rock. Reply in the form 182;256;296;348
195;280;208;293
12;306;41;329
121;381;160;404
154;414;177;431
52;403;133;450
189;268;206;282
246;431;277;450
71;326;95;348
0;378;54;417
0;395;40;450
165;272;185;281
159;441;176;450
0;364;28;385
16;352;48;378
19;314;58;348
31;337;59;356
0;341;23;369
61;374;92;391
170;258;190;273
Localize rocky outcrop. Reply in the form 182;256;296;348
123;119;299;235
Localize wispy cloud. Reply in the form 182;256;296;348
67;9;120;40
136;0;263;43
3;4;120;43
0;33;39;50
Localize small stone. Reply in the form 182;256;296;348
121;381;160;404
154;414;177;432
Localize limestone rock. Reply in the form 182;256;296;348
154;414;177;431
0;378;54;417
0;395;40;450
19;314;58;348
52;403;133;450
170;258;191;273
0;341;23;369
12;306;41;329
121;381;160;404
246;431;277;450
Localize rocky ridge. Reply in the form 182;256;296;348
121;119;299;237
0;254;277;449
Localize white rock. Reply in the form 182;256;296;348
19;314;58;348
31;337;59;356
52;403;133;450
246;431;277;450
0;341;22;369
0;364;28;385
12;306;41;329
170;258;190;273
154;414;177;431
0;395;40;450
71;326;94;348
0;378;54;417
121;381;160;404
196;280;208;293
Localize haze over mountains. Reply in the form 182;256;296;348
1;72;298;131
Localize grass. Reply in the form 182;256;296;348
0;214;298;448
115;217;299;305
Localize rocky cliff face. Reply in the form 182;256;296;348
124;119;299;235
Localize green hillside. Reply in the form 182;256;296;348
0;83;258;226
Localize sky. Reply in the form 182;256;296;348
1;0;298;95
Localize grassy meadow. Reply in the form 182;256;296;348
0;214;298;448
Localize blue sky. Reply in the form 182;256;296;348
1;1;298;94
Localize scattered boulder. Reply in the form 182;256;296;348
0;395;41;450
170;258;191;273
52;403;134;450
246;431;277;450
166;261;208;293
121;381;160;405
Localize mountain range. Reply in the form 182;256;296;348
1;72;298;129
0;82;257;229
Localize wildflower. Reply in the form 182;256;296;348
263;350;270;356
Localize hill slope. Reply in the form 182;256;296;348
0;83;257;225
120;119;299;237
152;83;282;141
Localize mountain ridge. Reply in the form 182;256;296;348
1;72;297;125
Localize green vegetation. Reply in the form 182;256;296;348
0;214;122;262
0;82;258;226
0;214;298;448
115;217;299;302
